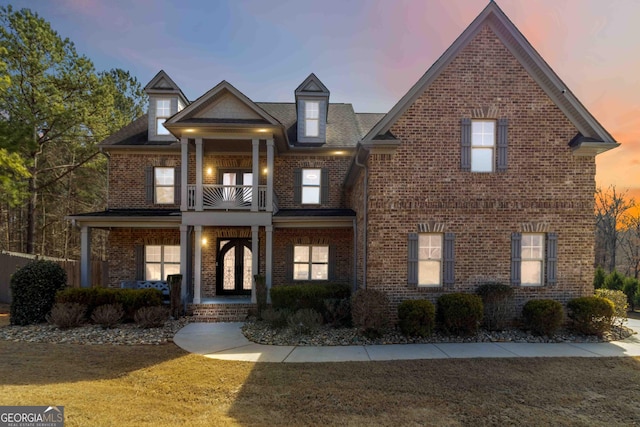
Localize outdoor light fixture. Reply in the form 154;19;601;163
201;237;207;246
207;167;212;175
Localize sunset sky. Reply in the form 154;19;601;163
3;0;638;196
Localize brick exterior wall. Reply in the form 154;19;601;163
353;25;596;317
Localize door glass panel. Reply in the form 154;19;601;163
223;248;235;290
243;246;252;290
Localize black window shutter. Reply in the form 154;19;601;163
135;245;145;281
511;232;521;286
407;233;419;286
443;233;455;286
174;166;181;205
320;169;329;204
328;244;336;281
497;118;508;171
546;232;558;285
285;244;294;281
461;118;471;171
145;166;154;204
293;169;302;204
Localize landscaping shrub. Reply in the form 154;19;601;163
397;299;435;337
476;283;513;331
56;287;163;322
47;302;86;329
91;303;124;329
567;296;614;336
593;266;606;289
323;298;351;327
622;276;640;310
134;306;170;328
287;308;323;335
437;293;483;336
351;288;389;338
255;274;268;317
594;289;627;328
603;270;624;291
521;299;563;336
270;283;351;317
10;260;67;325
260;307;290;329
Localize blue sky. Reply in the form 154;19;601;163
2;0;639;193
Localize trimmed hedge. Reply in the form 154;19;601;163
270;283;351;316
476;283;513;331
10;260;67;325
56;287;163;322
351;288;389;338
522;299;563;336
398;299;435;337
567;296;614;336
437;293;483;336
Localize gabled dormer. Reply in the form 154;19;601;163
295;73;329;144
144;70;189;142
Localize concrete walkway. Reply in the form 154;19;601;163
173;318;640;363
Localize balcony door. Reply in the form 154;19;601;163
220;170;253;207
216;238;252;296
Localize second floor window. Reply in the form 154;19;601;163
471;120;495;172
155;167;175;204
305;101;319;137
302;168;321;204
156;99;171;135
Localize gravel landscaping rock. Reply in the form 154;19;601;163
0;318;189;345
242;319;635;346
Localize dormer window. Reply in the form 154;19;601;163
156;99;171;135
305;101;320;137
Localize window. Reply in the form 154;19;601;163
305;101;319;137
293;245;328;280
156;99;170;135
471;120;495;172
521;233;544;286
155;167;175;204
301;168;321;204
145;245;180;281
418;234;442;286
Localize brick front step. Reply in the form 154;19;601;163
188;303;254;322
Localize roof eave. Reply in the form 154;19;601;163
571;141;620;157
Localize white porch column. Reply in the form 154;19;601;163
251;225;259;303
179;225;189;302
265;225;273;302
266;139;274;212
193;225;203;304
251;139;259;212
180;137;189;211
80;226;91;288
195;138;203;211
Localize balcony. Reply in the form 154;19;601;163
187;184;277;211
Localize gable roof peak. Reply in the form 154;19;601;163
144;70;189;103
295;73;330;96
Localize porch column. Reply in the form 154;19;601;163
195;138;203;211
179;225;189;303
80;226;91;288
193;225;203;304
251;139;259;212
265;225;273;302
251;225;259;303
266;139;274;212
180;137;188;211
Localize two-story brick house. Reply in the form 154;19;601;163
69;3;618;319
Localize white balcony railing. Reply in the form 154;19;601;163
187;185;276;211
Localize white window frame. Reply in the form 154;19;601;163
301;168;321;204
145;245;180;281
471;120;495;172
521;233;544;286
154;167;175;204
156;99;171;135
418;233;442;287
293;244;329;281
305;101;319;137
